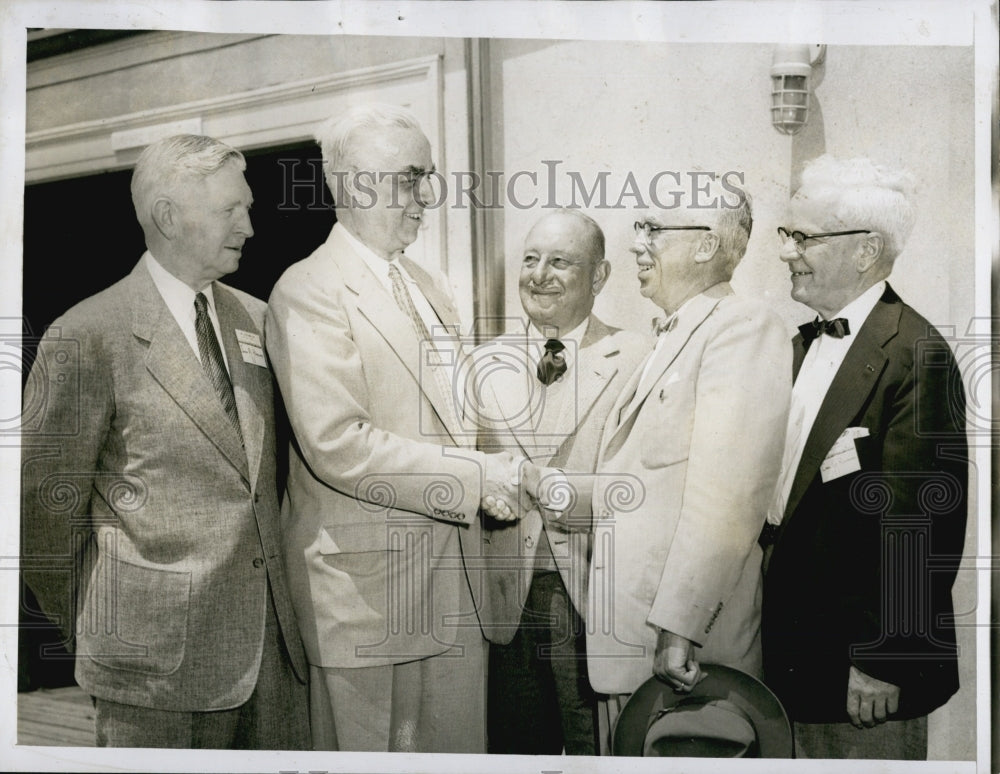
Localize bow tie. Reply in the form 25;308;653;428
652;315;678;336
536;338;567;385
799;316;851;342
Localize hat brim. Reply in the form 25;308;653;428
612;664;793;758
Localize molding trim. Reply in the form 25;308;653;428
26;55;442;183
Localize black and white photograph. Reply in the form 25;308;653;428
1;1;995;772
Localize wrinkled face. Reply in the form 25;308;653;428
342;126;434;259
518;214;604;336
631;210;708;312
171;161;254;287
780;191;872;318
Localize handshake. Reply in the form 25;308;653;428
480;452;577;526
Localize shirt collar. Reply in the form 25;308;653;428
338;222;410;285
824;280;886;333
528;316;589;347
144;251;216;311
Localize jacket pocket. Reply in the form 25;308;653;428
83;556;190;675
318;522;407;554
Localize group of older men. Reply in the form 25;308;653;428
21;104;966;761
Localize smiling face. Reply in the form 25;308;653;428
168;160;254;288
340;126;433;260
631;210;713;315
781;190;876;318
518;213;607;336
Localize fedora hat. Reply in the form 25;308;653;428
611;664;793;758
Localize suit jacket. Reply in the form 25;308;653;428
265;225;489;668
472;315;649;643
21;259;307;710
582;285;792;695
762;284;968;722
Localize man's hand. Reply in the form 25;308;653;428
522;463;587;532
847;665;899;728
652;629;703;692
482;453;539;522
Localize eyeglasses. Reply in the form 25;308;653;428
777;226;871;255
634;221;711;242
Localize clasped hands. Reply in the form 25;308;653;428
481;452;564;523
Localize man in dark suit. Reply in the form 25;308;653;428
760;155;968;760
21;134;310;748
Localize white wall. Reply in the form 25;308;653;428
493;38;976;762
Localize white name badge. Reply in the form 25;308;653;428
820;426;870;483
235;329;267;367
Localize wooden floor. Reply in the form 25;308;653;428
17;686;96;747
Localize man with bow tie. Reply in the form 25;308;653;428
470;210;647;755
20;134;309;748
760;155;968;760
536;180;791;748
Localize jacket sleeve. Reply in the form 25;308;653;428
21;317;112;650
265;266;487;524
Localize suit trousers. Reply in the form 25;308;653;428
487;570;598;755
308;574;487;753
793;716;927;760
94;583;309;749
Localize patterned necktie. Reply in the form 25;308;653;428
194;292;243;442
800;316;851;343
537;339;567;386
387;263;458;427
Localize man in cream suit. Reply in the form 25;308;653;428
537;181;791;739
20;135;309;748
265;104;525;753
472;210;647;755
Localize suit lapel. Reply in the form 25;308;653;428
603;292;725;453
335;231;460;441
782;290;901;523
214;284;267;489
400;255;461;333
478;336;540;458
129;263;250;481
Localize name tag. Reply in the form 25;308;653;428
235;329;267;368
820;426;870;483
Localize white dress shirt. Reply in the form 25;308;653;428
768;280;886;524
144;251;230;373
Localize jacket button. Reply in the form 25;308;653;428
252;558;265;568
524;536;534;549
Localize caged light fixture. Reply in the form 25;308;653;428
770;44;826;135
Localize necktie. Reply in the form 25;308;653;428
536;339;567;386
799;316;850;343
194;292;243;442
388;263;458;427
652;315;678;336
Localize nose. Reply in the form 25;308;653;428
778;234;799;263
415;174;434;208
531;257;551;284
630;233;648;257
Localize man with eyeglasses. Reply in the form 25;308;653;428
533;180;791;745
760;155;968;760
265;104;529;752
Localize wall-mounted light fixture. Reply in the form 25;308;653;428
770;44;826;135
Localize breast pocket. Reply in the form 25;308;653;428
638;381;693;469
83;556;191;675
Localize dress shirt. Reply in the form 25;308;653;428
768;281;886;525
144;251;230;373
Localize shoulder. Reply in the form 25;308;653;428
42;274;132;341
216;282;266;324
269;240;344;307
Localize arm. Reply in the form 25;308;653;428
646;305;792;644
265;271;517;523
21;319;111;649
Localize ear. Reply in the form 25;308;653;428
150;197;177;240
591;260;611;295
855;232;884;272
693;231;721;264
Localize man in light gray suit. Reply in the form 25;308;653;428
471;210;648;755
265;103;526;753
20;134;309;748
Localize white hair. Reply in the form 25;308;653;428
798;155;916;261
131;134;245;227
314;103;424;181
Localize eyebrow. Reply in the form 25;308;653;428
403;165;435;176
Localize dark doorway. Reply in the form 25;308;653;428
19;139;334;692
